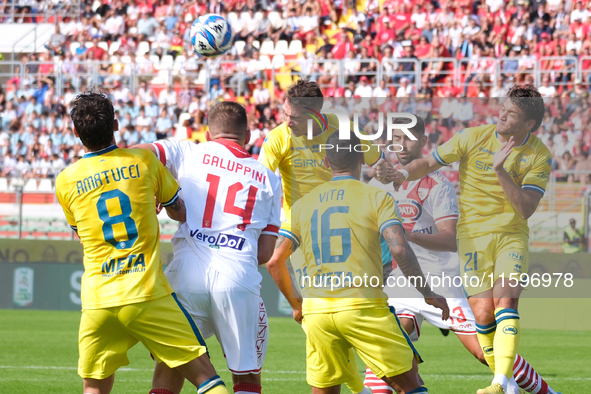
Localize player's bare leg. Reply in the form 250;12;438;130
398;318;415;340
382;356;428;393
231;372;262;394
151;354;228;394
83;374;115;394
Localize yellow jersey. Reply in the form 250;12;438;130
258;114;384;224
56;145;180;309
433;125;552;239
281;176;402;315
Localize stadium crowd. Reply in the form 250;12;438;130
2;0;591;183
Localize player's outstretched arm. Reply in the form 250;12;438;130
131;143;158;155
400;154;443;183
265;235;303;319
257;234;278;265
164;197;186;222
383;224;450;320
372;155;443;189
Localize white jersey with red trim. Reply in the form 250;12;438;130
153;139;282;294
370;168;460;277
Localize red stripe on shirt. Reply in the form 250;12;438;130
263;225;279;234
155;143;166;166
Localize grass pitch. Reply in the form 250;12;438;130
0;309;589;393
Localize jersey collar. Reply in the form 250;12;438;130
214;138;250;158
83;144;118;158
495;131;530;147
331;175;356;181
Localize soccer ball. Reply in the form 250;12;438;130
190;14;233;58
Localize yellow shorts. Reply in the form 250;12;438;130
303;307;421;388
459;233;529;297
78;293;207;380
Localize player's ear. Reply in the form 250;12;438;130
205;130;211;141
324;155;331;169
113;118;119;132
245;129;251;146
73;127;79;138
421;134;428;148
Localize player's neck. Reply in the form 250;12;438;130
86;138;117;153
331;170;360;180
497;130;529;146
211;136;245;147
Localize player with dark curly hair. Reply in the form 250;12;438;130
56;90;229;394
377;85;555;394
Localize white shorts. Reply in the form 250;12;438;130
165;251;268;374
384;271;476;341
389;297;476;341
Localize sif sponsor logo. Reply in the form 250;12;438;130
189;228;246;251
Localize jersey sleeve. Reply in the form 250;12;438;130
152;140;187;179
433;128;469;166
521;148;552;196
278;201;301;248
375;191;403;235
429;177;460;224
148;152;181;207
258;129;285;172
262;173;282;237
55;174;77;231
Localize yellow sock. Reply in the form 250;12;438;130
202;386;228;394
475;321;497;373
493;308;521;379
198;375;228;394
345;347;366;393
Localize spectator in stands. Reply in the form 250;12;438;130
396;77;416;97
137;11;160;41
343;50;361;83
155;109;173;140
297;7;319;44
158;85;178;115
253;80;271;115
45;25;66;56
539;76;558;97
393;45;418;84
353;76;373;97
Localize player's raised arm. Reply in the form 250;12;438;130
131;143;158;155
493;136;547;219
382;223;450;320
